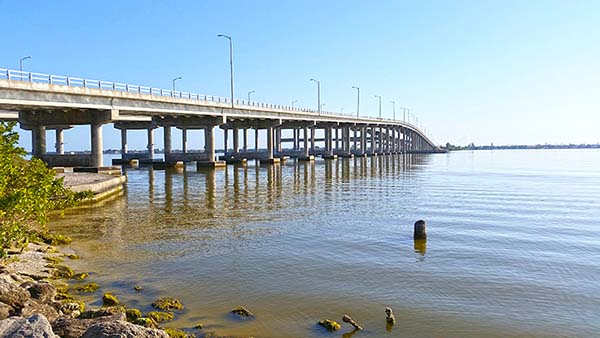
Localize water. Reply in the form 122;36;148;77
49;149;600;337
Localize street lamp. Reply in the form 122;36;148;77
320;103;326;112
172;76;182;92
400;107;408;122
374;95;382;119
19;56;31;73
390;100;396;120
247;90;255;102
310;78;321;114
352;86;360;117
217;34;235;108
291;99;298;107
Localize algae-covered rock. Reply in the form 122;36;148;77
318;319;341;331
40;232;73;246
56;293;75;302
65;254;80;260
76;283;99;293
134;285;143;292
126;308;142;321
163;327;189;338
133;317;159;328
147;311;175;323
231;306;254;317
102;292;119;306
152;297;184;311
44;256;64;264
73;272;88;280
50;264;74;279
78;307;124;319
193;323;204;329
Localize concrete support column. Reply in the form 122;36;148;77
370;126;376;155
223;128;229;155
91;123;103;167
293;128;299;151
182;128;188;153
233;128;239;153
31;125;46;158
254;129;259;152
56;128;64;155
267;127;274;160
303;127;309;157
147;128;155;158
310;127;316;153
335;128;340;150
163;126;172;155
344;127;351;155
243;128;248;151
205;126;215;161
361;126;366;154
276;128;282;152
120;128;128;155
326;127;333;156
353;127;358;153
378;126;384;153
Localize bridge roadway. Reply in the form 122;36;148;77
0;68;441;168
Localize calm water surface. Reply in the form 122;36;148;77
49;149;600;337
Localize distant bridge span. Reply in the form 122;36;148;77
0;68;442;167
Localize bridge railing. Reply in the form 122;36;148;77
0;68;434;143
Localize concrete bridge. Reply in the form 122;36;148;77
0;68;442;168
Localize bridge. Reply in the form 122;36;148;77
0;68;442;168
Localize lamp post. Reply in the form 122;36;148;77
374;95;382;119
247;90;255;102
19;56;31;73
310;78;321;114
320;103;326;112
390;100;396;120
291;100;297;107
172;76;182;92
352;86;360;117
217;34;235;108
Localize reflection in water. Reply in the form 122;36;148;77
414;239;427;262
342;328;360;338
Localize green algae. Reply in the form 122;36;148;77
126;308;142;321
102;292;120;306
65;254;79;260
133;317;158;328
76;282;99;293
44;256;64;264
40;233;73;246
147;311;175;323
152;297;184;311
50;264;74;279
163;327;190;338
72;272;88;280
318;319;341;331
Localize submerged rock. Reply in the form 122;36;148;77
152;297;184;311
163;327;189;338
134;285;144;292
81;320;169;338
73;272;89;280
318;319;341;331
0;314;59;338
231;306;253;317
342;314;363;330
385;307;396;324
102;292;120;306
76;282;99;293
147;311;175;323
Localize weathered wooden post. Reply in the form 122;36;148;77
414;219;427;240
342;314;363;330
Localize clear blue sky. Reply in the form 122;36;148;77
1;0;599;150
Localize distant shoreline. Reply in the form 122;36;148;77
443;144;600;151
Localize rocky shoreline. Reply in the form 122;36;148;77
0;242;251;338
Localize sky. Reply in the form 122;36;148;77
1;0;599;150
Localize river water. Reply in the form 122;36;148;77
49;149;600;337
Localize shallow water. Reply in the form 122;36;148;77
50;149;600;337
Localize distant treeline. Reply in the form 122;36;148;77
442;142;600;151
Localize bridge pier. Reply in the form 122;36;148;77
32;125;46;158
298;126;314;161
260;126;280;165
91;123;103;168
243;128;248;151
181;128;188;153
55;128;65;154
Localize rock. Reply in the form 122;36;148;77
0;302;14;320
49;264;74;279
318;319;341;331
81;320;170;338
152;297;184;311
414;219;427;240
133;285;143;292
78;307;125;319
76;282;99;293
73;272;88;280
132;317;158;328
52;312;124;338
126;308;142;321
193;323;204;329
60;301;85;317
385;307;396;324
342;314;363;330
163;327;189;338
65;254;80;260
0;314;59;338
231;306;253;317
146;311;174;322
24;281;57;303
20;299;61;322
0;277;30;309
102;292;120;306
